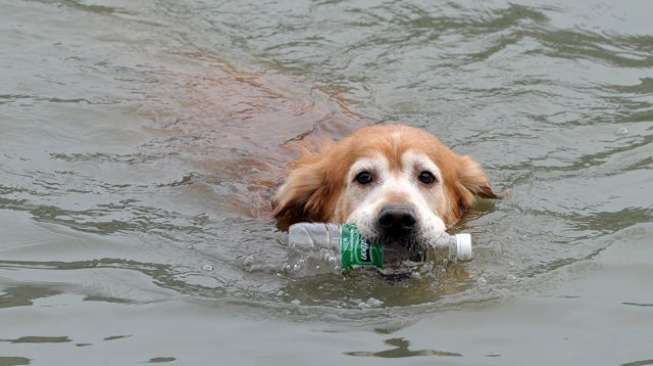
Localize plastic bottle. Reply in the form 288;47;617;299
284;223;472;276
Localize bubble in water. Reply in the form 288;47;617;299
366;297;383;307
202;264;214;272
357;297;384;309
241;255;255;269
616;127;629;136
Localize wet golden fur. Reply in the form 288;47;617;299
273;124;498;230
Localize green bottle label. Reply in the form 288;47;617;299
340;224;383;270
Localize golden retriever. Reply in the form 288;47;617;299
273;124;500;260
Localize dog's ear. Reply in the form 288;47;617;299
272;153;336;230
455;155;501;209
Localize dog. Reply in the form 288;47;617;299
273;124;500;262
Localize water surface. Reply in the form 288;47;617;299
1;0;653;364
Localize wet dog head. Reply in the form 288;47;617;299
273;125;499;260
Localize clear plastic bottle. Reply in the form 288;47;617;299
284;223;472;276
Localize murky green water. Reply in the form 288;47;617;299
1;0;653;364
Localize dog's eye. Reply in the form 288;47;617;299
354;171;374;185
418;171;437;185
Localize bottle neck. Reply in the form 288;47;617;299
428;232;457;248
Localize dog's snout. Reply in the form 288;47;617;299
376;204;417;236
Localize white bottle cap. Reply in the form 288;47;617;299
454;233;473;261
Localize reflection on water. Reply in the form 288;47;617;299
147;357;176;364
0;357;31;366
0;336;71;344
0;286;61;309
622;360;653;366
622;302;653;308
279;262;474;308
103;335;131;341
345;337;462;358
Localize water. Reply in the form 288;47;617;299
1;0;652;364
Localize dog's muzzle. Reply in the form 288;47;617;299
376;204;417;239
373;204;423;263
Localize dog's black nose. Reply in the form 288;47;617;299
376;204;417;236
